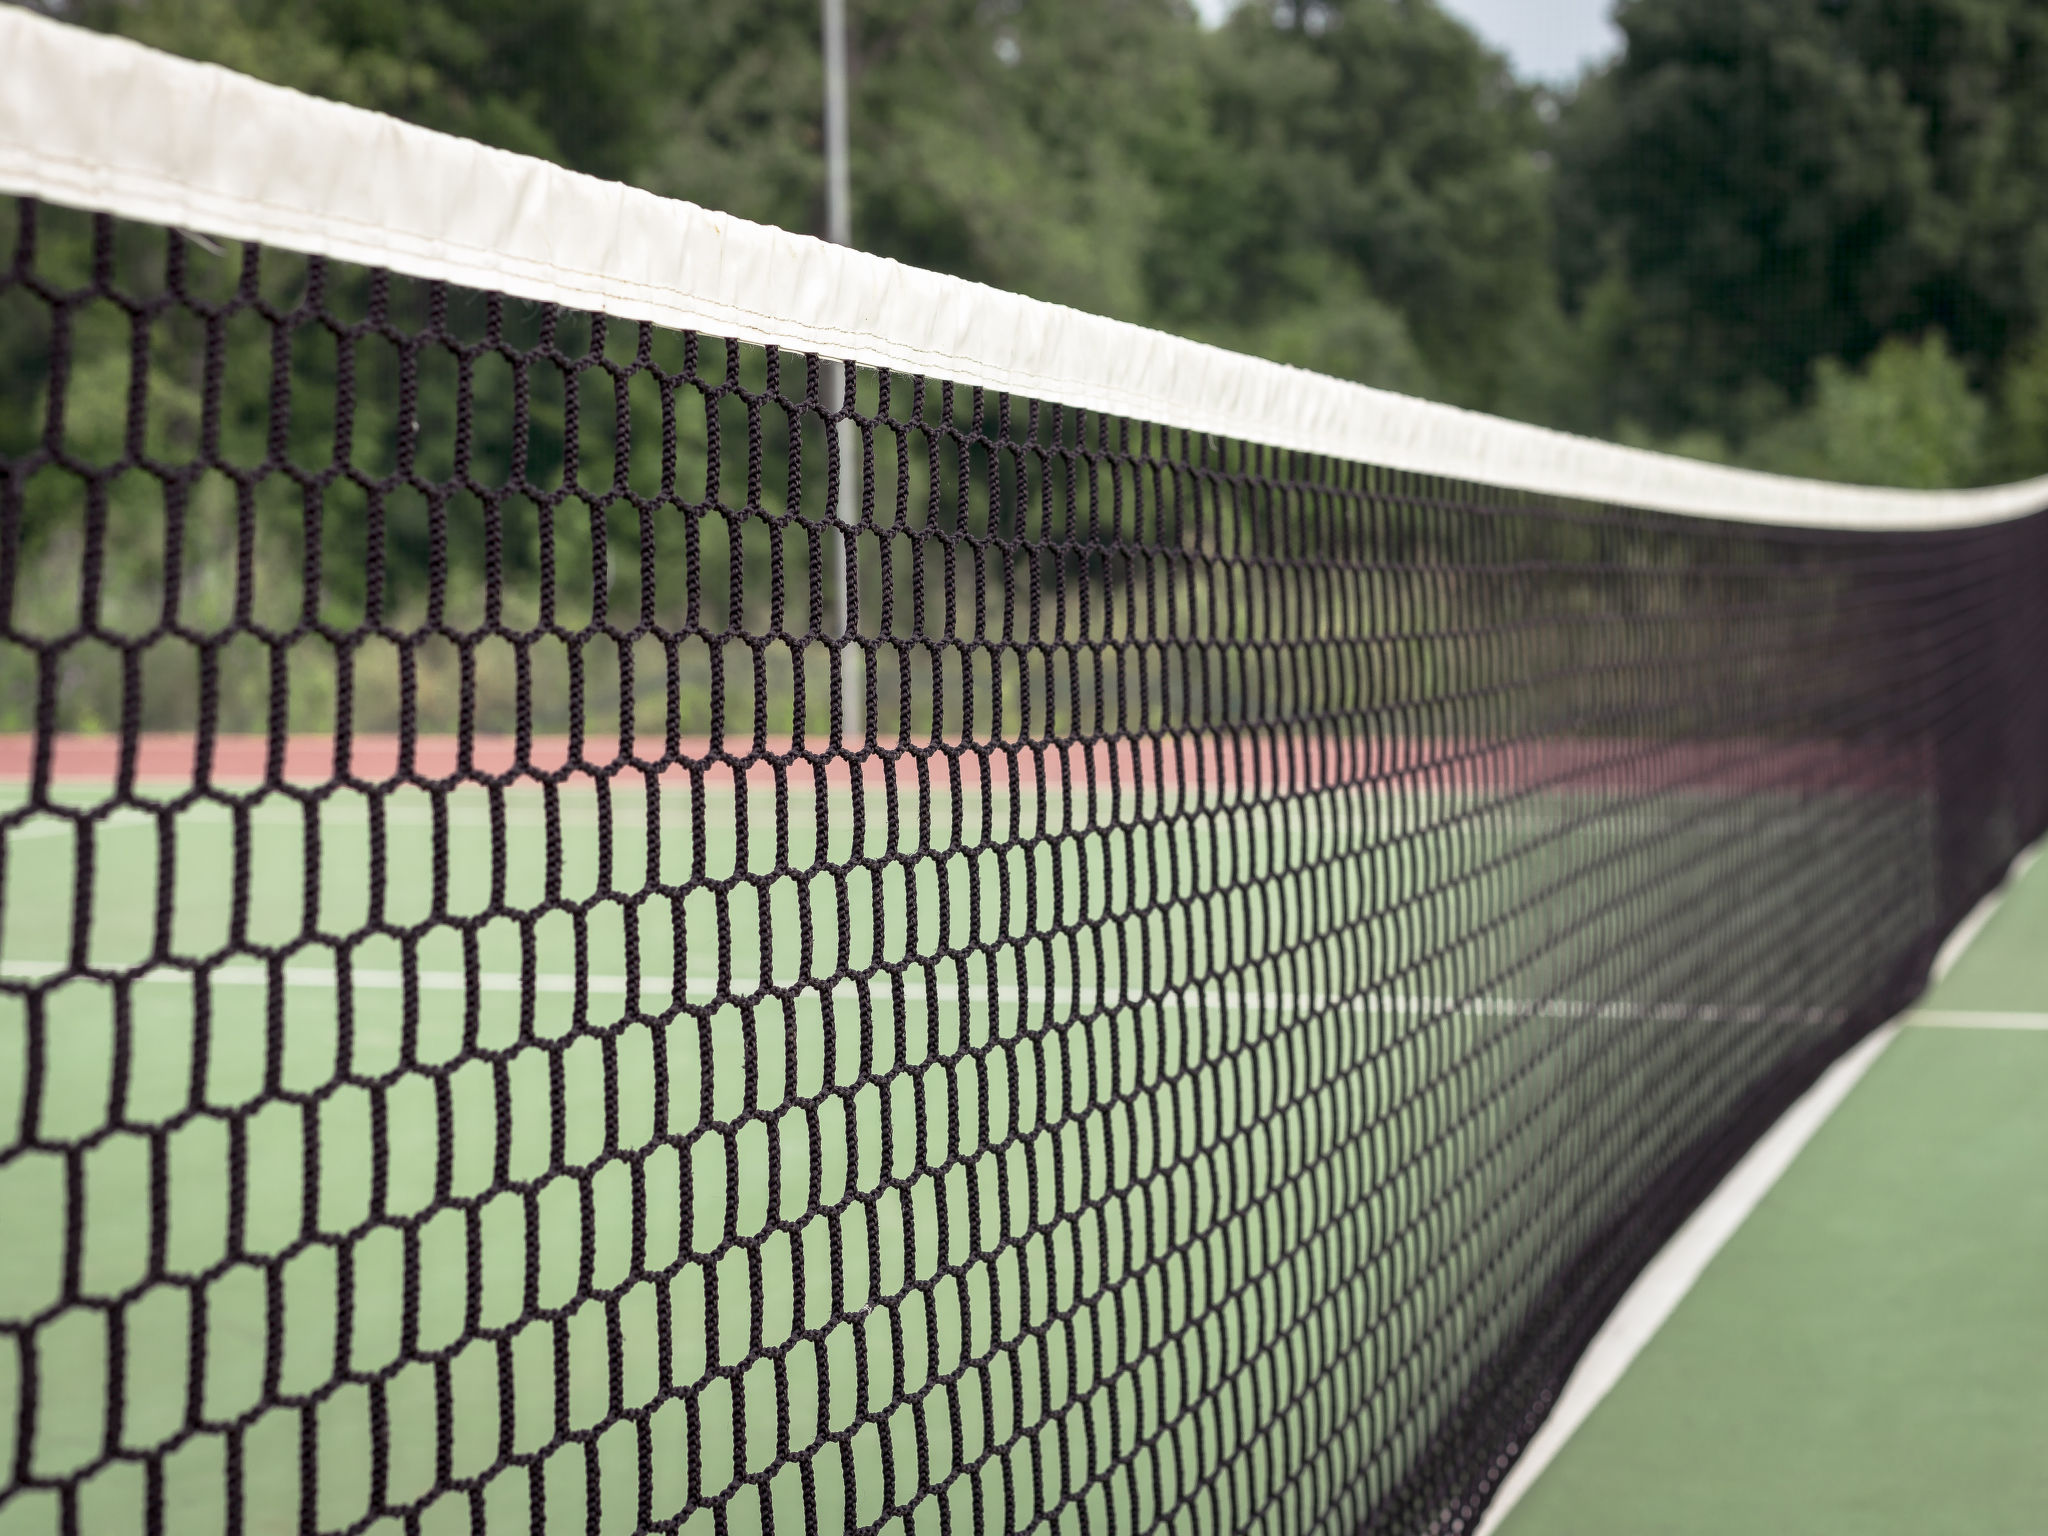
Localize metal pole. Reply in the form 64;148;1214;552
822;0;852;249
820;0;861;736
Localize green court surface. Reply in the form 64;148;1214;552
1493;850;2048;1536
0;777;1959;1533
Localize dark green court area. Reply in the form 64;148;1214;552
1495;851;2048;1536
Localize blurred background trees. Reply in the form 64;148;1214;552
27;0;2048;487
1558;0;2048;479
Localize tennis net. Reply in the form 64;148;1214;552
3;13;2047;1536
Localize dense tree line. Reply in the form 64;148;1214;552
1562;0;2048;483
24;0;2048;486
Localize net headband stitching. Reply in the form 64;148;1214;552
2;3;2043;532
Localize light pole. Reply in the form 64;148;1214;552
820;0;860;740
822;0;851;249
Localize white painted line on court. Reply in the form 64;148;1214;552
1931;837;2044;984
3;809;645;835
1472;1021;1901;1536
1907;1011;2048;1033
0;960;660;994
0;959;1857;1037
5;816;152;840
1932;896;2003;985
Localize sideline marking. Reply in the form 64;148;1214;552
9;958;2032;1032
1931;842;2043;983
1909;1011;2048;1033
0;961;1850;1028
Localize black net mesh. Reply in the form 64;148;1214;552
2;199;2045;1536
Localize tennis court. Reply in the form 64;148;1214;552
0;748;1945;1534
1489;849;2048;1536
5;11;2048;1536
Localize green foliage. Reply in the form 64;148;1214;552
1149;0;1554;404
1626;335;1991;489
69;0;664;178
1557;0;2048;439
847;0;1195;325
644;0;1554;402
1743;335;1988;489
1197;281;1435;399
1986;334;2048;481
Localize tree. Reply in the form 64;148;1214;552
65;0;665;179
1985;334;2048;479
1746;333;1988;488
1150;0;1554;404
846;0;1204;325
1555;0;2048;439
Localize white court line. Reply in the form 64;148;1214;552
4;955;1985;1034
1930;840;2043;983
2;806;1608;844
0;959;1845;1026
0;960;662;994
1931;890;2005;984
1471;1001;2048;1536
1907;1011;2048;1033
3;810;650;837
